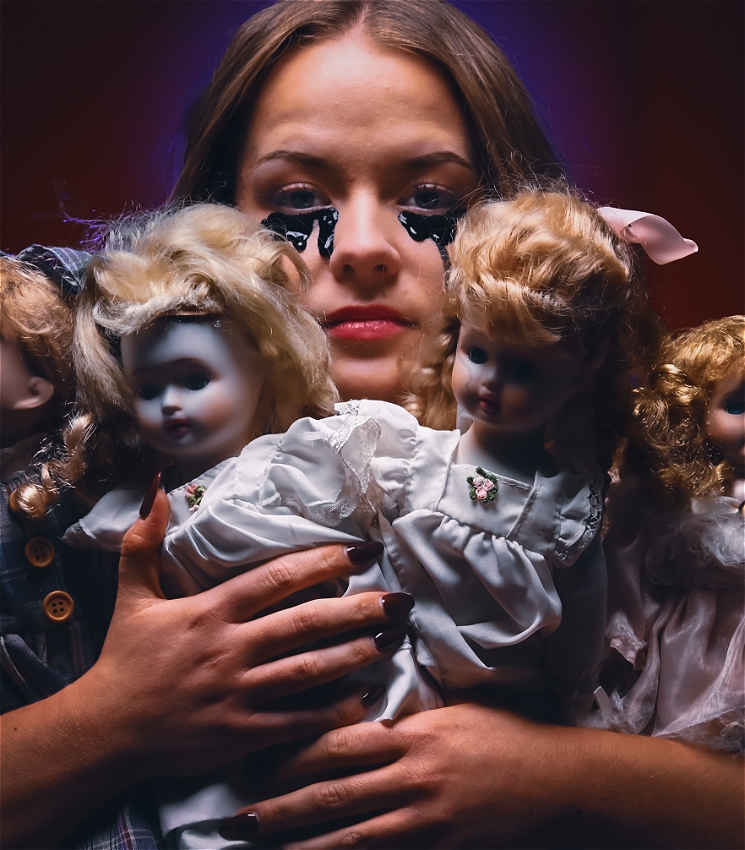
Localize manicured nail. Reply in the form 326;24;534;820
373;624;406;653
360;683;386;708
139;472;161;518
381;592;414;619
346;540;384;565
218;812;259;841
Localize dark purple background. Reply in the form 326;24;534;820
2;1;742;329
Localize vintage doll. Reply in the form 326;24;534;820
594;315;744;752
0;247;105;711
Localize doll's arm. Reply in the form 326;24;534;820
0;490;407;849
222;700;744;849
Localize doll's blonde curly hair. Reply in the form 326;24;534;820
1;257;77;517
624;315;744;502
68;203;338;495
409;189;662;474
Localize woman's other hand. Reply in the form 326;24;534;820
1;487;405;848
222;700;744;849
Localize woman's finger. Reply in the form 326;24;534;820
220;765;409;844
270;722;406;785
240;591;404;665
242;629;405;705
240;685;386;751
212;542;383;622
279;809;428;850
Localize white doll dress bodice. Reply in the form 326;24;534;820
65;399;605;696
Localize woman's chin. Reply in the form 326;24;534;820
331;359;407;405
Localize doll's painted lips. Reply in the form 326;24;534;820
322;306;414;340
165;419;190;438
478;396;501;415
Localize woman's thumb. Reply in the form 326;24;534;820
118;474;170;601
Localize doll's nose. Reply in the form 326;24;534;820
328;194;401;295
161;386;183;414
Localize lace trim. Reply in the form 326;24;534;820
554;478;603;564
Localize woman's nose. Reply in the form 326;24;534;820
328;194;401;294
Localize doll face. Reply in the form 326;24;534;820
451;324;591;438
120;319;266;479
237;33;477;403
0;335;54;447
706;363;745;474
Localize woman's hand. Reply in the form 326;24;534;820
1;487;407;848
223;700;745;849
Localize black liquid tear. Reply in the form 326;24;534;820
397;208;467;262
261;209;339;259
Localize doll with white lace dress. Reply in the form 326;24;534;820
595;316;745;751
65;191;695;845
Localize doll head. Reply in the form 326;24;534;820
0;256;75;448
411;189;659;469
628;315;745;501
72;203;337;485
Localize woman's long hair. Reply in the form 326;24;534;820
172;0;563;205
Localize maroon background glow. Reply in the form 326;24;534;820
2;1;742;329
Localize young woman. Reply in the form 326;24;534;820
2;2;741;848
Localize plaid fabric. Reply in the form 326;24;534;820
1;476;164;849
1;244;91;299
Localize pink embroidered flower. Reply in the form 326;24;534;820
185;483;207;511
467;467;498;503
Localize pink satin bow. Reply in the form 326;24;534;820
598;207;698;265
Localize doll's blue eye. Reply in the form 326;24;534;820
725;399;745;415
138;385;159;401
185;375;210;391
467;347;487;364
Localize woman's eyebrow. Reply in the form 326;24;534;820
399;152;475;172
254;150;329;169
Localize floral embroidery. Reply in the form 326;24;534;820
467;467;498;502
185;483;207;511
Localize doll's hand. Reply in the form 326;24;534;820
70;487;407;781
218;701;578;848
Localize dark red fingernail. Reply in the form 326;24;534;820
381;592;414;619
218;812;259;841
361;683;386;708
139;472;161;518
346;540;384;565
373;624;406;653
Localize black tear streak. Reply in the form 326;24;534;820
261;209;339;259
397;208;467;264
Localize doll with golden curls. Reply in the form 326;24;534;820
0;248;106;715
593;316;744;752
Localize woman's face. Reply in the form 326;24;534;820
237;33;478;403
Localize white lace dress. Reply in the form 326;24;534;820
66;399;607;847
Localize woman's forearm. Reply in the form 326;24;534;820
552;726;744;849
1;493;402;848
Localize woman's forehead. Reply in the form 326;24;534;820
241;34;474;163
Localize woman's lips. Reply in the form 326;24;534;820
322;306;414;341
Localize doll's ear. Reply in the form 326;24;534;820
13;376;55;411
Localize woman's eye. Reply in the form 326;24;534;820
138;384;159;401
185;375;210;391
273;185;329;212
724;399;745;415
467;347;487;364
401;184;458;213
